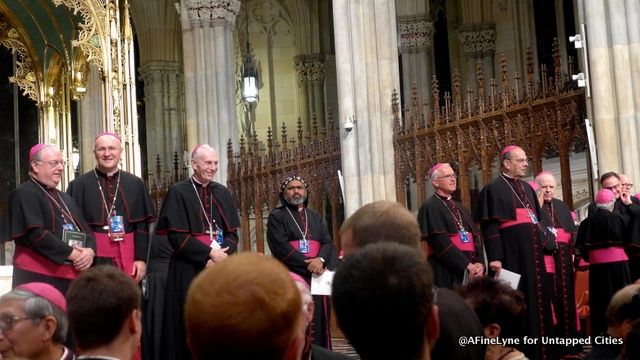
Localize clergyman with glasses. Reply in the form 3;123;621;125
67;132;156;284
473;145;555;360
417;162;484;289
0;144;95;295
0;282;74;359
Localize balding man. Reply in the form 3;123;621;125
156;144;240;360
535;171;580;355
473;145;554;359
1;144;95;294
68;132;156;283
620;174;640;282
417;163;484;288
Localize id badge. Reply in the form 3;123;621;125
210;231;222;250
109;215;125;241
216;229;224;245
547;226;558;236
62;223;76;231
299;239;310;254
529;213;538;224
459;229;469;243
63;230;86;248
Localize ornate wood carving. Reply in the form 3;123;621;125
393;41;587;210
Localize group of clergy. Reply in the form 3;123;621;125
418;145;640;360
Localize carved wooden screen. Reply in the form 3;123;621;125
394;42;587;211
227;118;343;253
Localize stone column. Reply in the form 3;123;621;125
397;15;433;106
579;0;640;182
294;54;326;129
179;0;240;185
78;64;104;173
459;24;496;91
333;0;400;216
139;61;185;172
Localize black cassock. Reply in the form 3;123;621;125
1;179;96;294
155;178;240;360
417;193;485;289
474;175;555;360
540;199;580;355
67;169;156;274
576;207;631;337
267;203;335;349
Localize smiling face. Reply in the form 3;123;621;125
31;146;64;188
602;175;622;199
94;134;122;173
191;146;219;184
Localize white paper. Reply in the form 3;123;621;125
311;270;335;296
496;268;521;290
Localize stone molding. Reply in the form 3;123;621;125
186;0;241;28
397;16;433;53
294;54;326;83
459;24;496;58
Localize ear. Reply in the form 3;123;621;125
128;309;142;335
483;323;501;338
41;315;58;341
283;331;305;360
425;304;440;348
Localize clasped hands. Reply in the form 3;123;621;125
206;247;229;267
69;247;95;271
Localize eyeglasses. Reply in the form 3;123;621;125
36;160;66;168
0;315;38;332
622;183;634;188
509;158;528;164
604;185;620;191
437;174;457;180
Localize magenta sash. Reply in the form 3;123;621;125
544;255;556;273
589;246;628;264
555;228;571;244
448;233;475;252
194;235;213;247
499;208;535;229
289;240;321;258
95;233;135;276
13;246;78;280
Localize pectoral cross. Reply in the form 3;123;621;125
206;225;214;243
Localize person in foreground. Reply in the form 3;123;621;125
185;252;305;360
332;242;439;360
66;265;142;360
0;282;74;360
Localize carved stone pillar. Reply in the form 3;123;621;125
294;54;326;129
333;0;400;216
459;24;496;91
397;15;433;106
179;0;240;185
139;61;185;172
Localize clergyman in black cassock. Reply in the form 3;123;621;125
473;146;554;360
267;174;335;349
155;145;240;360
1;144;95;294
67;132;156;282
417;163;485;289
576;188;632;337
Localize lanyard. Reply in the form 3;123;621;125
501;175;536;214
31;178;79;229
190;178;219;234
435;195;466;231
286;207;308;241
94;169;121;222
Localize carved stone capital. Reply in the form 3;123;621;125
459;24;496;58
294;54;326;83
186;0;241;28
397;16;433;53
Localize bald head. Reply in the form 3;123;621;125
535;172;556;202
501;146;528;178
191;145;219;184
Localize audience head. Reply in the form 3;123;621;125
605;284;640;338
333;242;438;360
185;253;304;360
66;265;141;355
0;282;68;358
600;172;622;198
459;277;526;341
339;200;421;257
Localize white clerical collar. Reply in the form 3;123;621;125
435;192;452;201
95;167;119;177
501;172;518;180
191;176;209;187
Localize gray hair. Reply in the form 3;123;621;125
596;201;615;212
0;289;68;343
191;144;217;162
28;145;59;178
430;163;450;181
